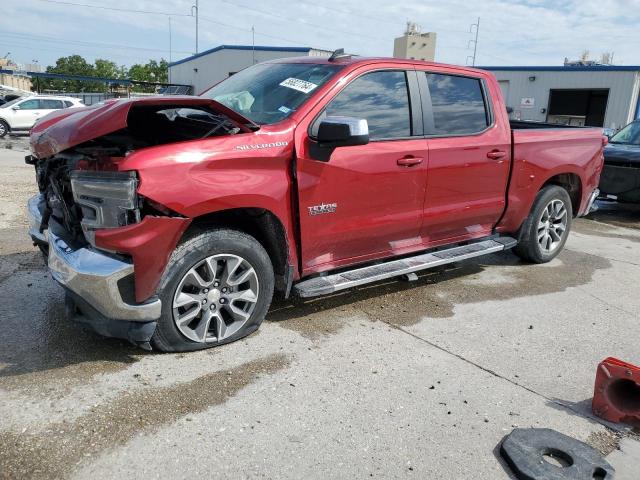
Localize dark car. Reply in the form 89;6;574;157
600;120;640;203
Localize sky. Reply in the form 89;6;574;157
1;0;640;70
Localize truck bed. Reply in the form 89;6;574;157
510;120;586;130
496;124;605;233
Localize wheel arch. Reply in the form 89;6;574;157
184;207;292;294
540;172;582;217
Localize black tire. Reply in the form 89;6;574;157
151;229;274;352
0;120;9;138
513;185;573;263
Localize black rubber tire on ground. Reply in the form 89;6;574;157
513;185;573;264
151;229;274;352
0;120;9;138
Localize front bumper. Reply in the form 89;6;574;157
27;194;162;325
27;195;47;244
599;164;640;202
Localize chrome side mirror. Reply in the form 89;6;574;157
317;116;369;148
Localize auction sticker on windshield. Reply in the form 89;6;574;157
279;78;318;94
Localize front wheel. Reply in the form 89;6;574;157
151;229;275;352
0;120;9;138
513;185;573;263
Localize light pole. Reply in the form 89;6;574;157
467;17;480;66
168;17;173;83
32;59;40;92
191;0;199;54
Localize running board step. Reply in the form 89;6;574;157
293;237;517;298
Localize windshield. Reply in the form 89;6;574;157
201;62;343;125
0;97;24;109
610;121;640;146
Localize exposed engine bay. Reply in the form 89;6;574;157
66;105;244;157
30;104;246;248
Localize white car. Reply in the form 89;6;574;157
0;96;84;138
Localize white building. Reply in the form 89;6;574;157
168;44;332;95
482;65;640;130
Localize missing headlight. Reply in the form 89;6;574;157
70;170;140;245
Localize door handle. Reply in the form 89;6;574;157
397;156;423;167
487;150;507;160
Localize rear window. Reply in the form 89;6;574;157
40;99;64;109
425;73;489;135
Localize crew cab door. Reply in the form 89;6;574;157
295;68;428;273
39;98;65;116
11;98;42;129
417;70;511;242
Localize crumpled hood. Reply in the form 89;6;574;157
30;95;255;159
604;143;640;167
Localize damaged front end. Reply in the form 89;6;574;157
27;97;253;347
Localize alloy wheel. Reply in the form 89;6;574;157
537;199;568;254
172;254;259;343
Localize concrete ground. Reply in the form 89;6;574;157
0;147;638;479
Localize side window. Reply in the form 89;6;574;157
41;99;64;109
425;73;489;135
18;99;40;110
63;100;74;108
314;71;412;140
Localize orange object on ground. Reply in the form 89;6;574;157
592;357;640;426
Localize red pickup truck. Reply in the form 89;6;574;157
27;54;605;351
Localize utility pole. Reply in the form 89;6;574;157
168;17;172;83
251;26;256;64
191;0;199;54
467;17;480;66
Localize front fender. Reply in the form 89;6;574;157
114;127;299;283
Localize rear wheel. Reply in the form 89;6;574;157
513;185;573;263
0;120;9;138
151;229;274;352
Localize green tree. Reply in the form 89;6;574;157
93;59;125;92
40;54;98;92
37;55;168;93
129;59;169;92
93;59;120;79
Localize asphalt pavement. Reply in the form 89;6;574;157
0;147;638;479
